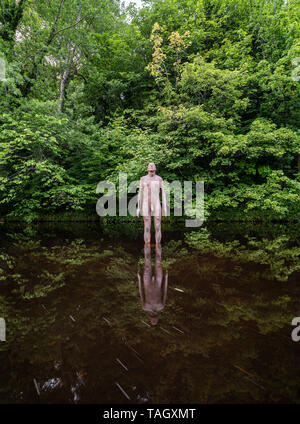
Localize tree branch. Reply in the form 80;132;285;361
51;17;85;40
47;0;65;45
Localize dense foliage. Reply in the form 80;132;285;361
0;0;299;221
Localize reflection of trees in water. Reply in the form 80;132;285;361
0;224;299;402
185;227;300;282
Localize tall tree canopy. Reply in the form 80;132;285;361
0;0;299;221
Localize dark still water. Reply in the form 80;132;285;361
0;220;300;404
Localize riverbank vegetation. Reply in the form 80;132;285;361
0;0;299;221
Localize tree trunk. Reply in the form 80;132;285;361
59;46;76;113
20;0;83;97
58;9;81;112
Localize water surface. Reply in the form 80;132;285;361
0;221;299;403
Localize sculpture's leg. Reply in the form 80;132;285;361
155;243;163;288
143;217;151;244
154;216;161;244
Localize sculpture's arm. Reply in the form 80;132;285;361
137;177;143;217
137;271;145;307
163;269;168;304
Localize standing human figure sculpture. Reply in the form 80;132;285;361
137;244;168;326
137;163;167;244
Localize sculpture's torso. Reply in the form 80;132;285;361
141;175;162;217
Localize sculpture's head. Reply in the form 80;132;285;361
149;311;159;326
147;162;156;176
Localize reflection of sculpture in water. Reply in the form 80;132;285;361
137;163;167;244
137;244;168;326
